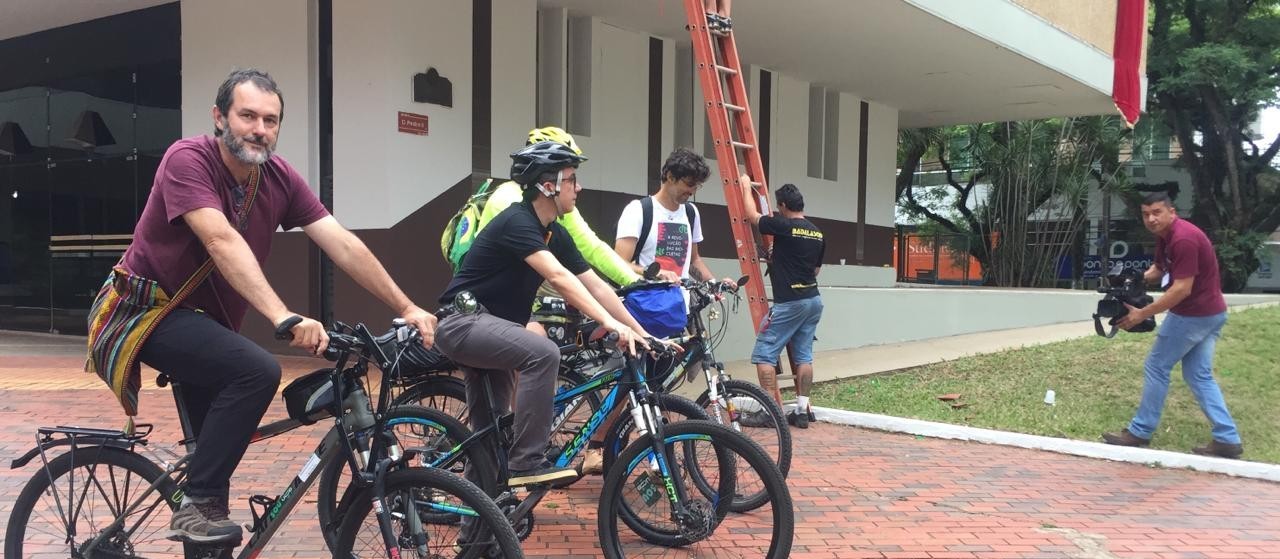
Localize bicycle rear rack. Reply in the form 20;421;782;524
10;424;153;469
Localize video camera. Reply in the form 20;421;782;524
1092;263;1156;338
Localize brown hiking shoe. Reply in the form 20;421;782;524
580;448;605;476
1192;440;1243;459
1101;429;1150;448
167;496;241;544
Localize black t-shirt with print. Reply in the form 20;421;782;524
759;215;824;303
440;201;590;324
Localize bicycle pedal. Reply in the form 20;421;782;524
188;542;237;559
497;412;515;430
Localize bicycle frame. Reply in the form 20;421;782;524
430;350;700;522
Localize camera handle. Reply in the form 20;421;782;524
1092;313;1121;339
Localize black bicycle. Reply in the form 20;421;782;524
601;275;791;513
4;319;522;559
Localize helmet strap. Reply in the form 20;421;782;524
550;167;565;216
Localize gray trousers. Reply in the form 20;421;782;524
434;312;561;472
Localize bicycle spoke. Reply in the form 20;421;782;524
12;451;183;559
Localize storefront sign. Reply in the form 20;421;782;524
397;112;428;136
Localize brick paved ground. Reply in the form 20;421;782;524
3;346;1279;558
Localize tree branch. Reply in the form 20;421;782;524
1184;0;1205;42
902;184;963;234
895;133;930;201
1200;85;1246;227
1245;136;1260;160
1258;131;1280;168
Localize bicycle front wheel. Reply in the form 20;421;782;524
318;405;497;548
5;445;183;559
598;420;794;559
333;467;523;559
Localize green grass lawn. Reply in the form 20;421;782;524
812;304;1280;463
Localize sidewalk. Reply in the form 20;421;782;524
3;322;1280;557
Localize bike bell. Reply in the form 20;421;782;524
393;318;408;343
454;291;479;314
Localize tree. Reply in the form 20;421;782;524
897;117;1130;287
1148;0;1280;291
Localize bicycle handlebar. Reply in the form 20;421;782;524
273;315;305;340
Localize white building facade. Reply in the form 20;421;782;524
0;0;1134;354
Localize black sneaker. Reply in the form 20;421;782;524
735;409;775;428
807;408;817;422
508;461;579;488
167;496;242;544
787;411;809;429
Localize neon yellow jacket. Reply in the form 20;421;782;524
479;181;640;286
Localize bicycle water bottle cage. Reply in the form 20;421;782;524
247;494;278;534
497;412;516;447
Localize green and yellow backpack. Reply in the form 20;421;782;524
439;178;495;272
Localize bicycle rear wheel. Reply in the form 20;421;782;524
697;378;792;512
5;445;184;559
391;374;469;423
598;420;794;559
333;467;523;559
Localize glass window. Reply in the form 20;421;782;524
0;3;180;334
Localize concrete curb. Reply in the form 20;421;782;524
813;406;1280;483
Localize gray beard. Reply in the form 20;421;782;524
220;120;273;165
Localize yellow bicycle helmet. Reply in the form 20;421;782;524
526;126;583;156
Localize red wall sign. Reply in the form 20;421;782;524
398;111;428;135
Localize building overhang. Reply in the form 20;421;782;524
541;0;1127;128
1;0;1132;130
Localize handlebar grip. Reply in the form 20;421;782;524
274;315;304;340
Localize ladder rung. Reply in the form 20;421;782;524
715;65;738;76
749;181;764;187
731;141;754;150
723;103;746;113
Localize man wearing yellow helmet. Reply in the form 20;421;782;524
476;127;675;476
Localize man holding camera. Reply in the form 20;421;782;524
1102;192;1241;459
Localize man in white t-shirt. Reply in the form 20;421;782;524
615;147;737;288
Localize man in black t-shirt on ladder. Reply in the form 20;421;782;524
739;177;825;429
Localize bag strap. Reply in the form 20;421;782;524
685;202;696;229
634;196;654;264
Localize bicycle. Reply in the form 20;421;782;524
4;319;522;559
602;275;792;513
419;324;795;558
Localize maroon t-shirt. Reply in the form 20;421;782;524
1154;217;1227;316
123;136;330;330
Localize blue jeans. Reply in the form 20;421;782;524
750;296;823;365
1128;311;1240;444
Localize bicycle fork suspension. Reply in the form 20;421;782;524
371;457;429;558
631;392;694;515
